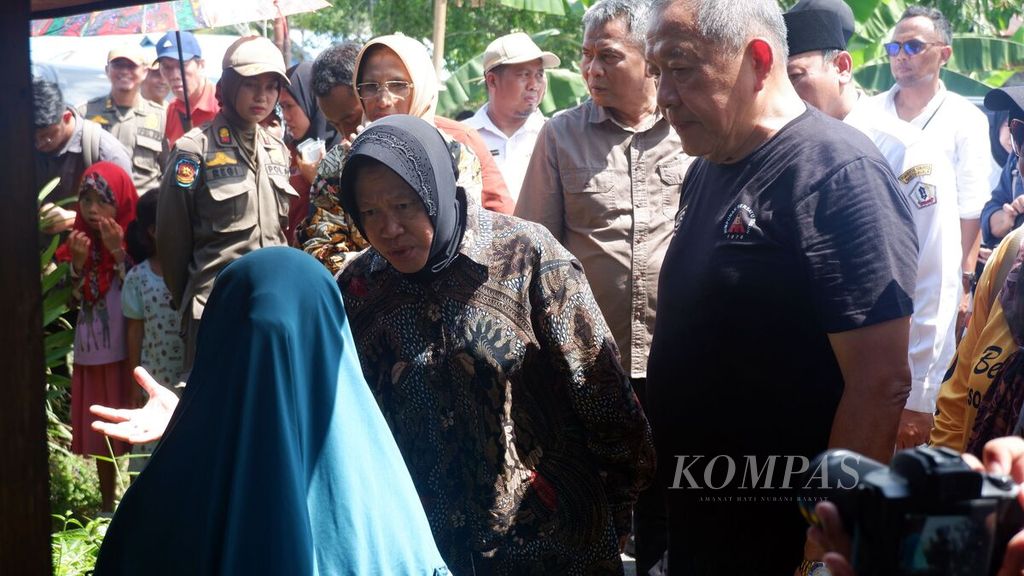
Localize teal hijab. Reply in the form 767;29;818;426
95;247;447;576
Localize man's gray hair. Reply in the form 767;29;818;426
583;0;654;47
899;6;952;46
651;0;789;59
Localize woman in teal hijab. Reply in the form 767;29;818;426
93;247;447;576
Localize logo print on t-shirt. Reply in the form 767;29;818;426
723;203;756;239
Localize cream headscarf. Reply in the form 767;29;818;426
353;34;439;124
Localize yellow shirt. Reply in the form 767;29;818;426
930;227;1023;451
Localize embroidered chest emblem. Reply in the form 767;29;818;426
898;164;937;209
206;151;237;167
217;126;232;146
910;182;937;208
723;203;756;239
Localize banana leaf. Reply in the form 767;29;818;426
947;35;1024;74
854;63;998;96
498;0;565;16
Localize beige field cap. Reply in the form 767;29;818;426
107;46;147;66
482;32;560;74
222;36;290;85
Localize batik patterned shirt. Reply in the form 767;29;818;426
338;203;655;575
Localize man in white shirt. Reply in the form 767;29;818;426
463;33;559;201
862;6;997;332
785;3;962;450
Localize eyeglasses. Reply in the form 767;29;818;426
1010;118;1024;157
883;40;945;58
355;81;413;101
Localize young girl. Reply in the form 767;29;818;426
122;190;185;475
57;161;138;512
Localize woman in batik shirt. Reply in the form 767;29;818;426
335;115;655;576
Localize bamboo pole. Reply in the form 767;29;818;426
432;0;447;75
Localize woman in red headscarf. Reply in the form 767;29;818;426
56;161;138;512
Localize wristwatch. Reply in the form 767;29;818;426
963;271;975;293
798;559;832;576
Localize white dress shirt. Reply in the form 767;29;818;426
463;103;546;202
846;98;962;414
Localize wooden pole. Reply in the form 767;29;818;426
0;0;52;573
432;0;447;76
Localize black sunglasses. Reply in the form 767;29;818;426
883;40;944;58
1010;118;1024;157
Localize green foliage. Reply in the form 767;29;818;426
291;0;587;74
49;450;102;523
52;513;109;576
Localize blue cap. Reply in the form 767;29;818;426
155;31;202;61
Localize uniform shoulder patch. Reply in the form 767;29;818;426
174;156;201;188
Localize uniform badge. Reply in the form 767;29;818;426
218;126;232;146
909;182;937;209
898;164;933;185
89;115;109;125
206;151;237;167
174;157;200;188
144;114;160;130
723;203;756;239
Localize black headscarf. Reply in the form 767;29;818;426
285;61;337;146
339;115;465;281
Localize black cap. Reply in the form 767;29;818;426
790;0;855;43
985;86;1024;117
784;9;847;56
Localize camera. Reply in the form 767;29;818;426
799;446;1024;575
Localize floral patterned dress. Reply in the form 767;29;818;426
338;203;655;576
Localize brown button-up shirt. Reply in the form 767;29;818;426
157;114;298;325
80;93;167;194
516;100;691;378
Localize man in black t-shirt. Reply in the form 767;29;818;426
644;0;918;574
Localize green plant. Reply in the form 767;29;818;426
48;449;101;523
51;513;110;576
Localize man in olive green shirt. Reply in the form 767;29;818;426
79;46;167;194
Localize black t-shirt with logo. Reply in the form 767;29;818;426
647;107;917;574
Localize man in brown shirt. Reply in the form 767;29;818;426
514;1;689;571
517;0;690;390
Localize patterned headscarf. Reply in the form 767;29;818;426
339;115;465;280
56;161;138;303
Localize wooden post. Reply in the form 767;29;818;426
432;0;447;76
0;0;52;574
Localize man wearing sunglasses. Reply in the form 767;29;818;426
863;7;998;336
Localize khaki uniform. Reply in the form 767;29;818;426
79;94;167;194
156;113;298;367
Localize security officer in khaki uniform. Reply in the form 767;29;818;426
157;36;298;371
79;46;167;195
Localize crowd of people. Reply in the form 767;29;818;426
32;0;1024;573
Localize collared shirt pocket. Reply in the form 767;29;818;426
206;180;258;233
657;155;688;219
268;173;300;226
561;168;623;229
133;133;162;172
